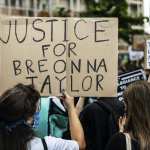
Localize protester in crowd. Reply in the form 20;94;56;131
80;97;125;150
105;81;150;150
0;84;86;150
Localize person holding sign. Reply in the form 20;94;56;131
0;84;86;150
106;81;150;150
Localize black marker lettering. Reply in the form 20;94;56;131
87;59;96;73
97;58;107;72
33;19;45;42
96;74;104;91
74;19;88;40
55;76;66;93
71;59;81;73
95;20;109;42
15;19;28;43
13;60;21;76
25;59;34;75
54;60;66;74
42;44;50;58
38;59;48;73
62;19;69;42
41;75;51;94
68;42;77;57
0;20;11;44
70;75;79;92
82;75;92;91
26;76;38;86
46;19;58;42
53;43;66;57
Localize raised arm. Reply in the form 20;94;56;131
61;92;86;150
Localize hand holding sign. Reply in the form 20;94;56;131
60;90;75;110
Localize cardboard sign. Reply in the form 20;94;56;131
128;46;144;61
0;18;67;96
145;40;150;69
66;18;118;96
0;17;118;97
118;69;146;101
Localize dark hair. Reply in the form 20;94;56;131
0;83;40;150
123;81;150;150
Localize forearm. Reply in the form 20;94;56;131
68;106;86;150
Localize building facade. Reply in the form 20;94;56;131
0;0;52;16
144;0;150;34
0;0;86;16
127;0;143;17
127;0;144;31
0;0;145;18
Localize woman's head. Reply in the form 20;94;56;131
0;83;40;123
123;81;150;149
0;83;40;150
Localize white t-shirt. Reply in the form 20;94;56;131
27;136;79;150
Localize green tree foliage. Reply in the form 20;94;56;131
82;0;149;44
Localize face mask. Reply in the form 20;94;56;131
32;111;40;128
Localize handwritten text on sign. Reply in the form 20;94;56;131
0;17;118;96
118;69;146;101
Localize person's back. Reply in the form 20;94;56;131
28;136;79;150
80;97;123;150
105;133;140;150
106;81;150;150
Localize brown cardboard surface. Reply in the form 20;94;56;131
66;18;118;97
0;17;66;96
0;17;118;97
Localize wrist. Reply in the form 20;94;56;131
67;104;76;112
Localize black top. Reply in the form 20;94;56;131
105;133;140;150
80;99;119;150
